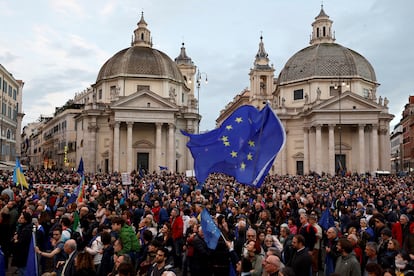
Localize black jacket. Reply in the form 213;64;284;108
11;222;33;267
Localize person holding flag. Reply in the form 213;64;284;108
11;212;33;276
191;224;212;276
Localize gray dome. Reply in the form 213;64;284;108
97;46;184;83
278;43;376;84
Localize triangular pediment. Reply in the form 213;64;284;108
315;92;381;111
292;152;304;159
111;89;178;110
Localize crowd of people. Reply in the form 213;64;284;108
0;169;414;276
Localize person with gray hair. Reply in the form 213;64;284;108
392;213;414;247
364;242;378;276
263;254;284;276
324;226;340;276
279;224;294;265
61;239;77;276
347;233;363;264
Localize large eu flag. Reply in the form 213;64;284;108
181;104;285;188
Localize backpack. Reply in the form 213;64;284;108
67;228;84;250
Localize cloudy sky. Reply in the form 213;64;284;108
1;0;413;131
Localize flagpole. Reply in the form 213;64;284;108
32;224;39;276
220;231;227;242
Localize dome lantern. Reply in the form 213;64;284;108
132;12;152;47
310;4;335;45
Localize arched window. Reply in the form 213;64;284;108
141;33;144;40
6;129;11;139
323;26;326;36
317;27;320;37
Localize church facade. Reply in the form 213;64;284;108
73;14;199;174
217;7;393;176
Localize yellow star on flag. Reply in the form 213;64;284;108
240;162;246;170
231;151;238;158
247;153;253;160
224;141;230;146
235;117;243;123
248;140;255;147
221;136;228;142
226;125;233;130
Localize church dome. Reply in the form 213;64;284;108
96;46;184;83
277;42;377;85
96;13;184;84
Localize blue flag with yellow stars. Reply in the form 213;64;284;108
181;104;285;188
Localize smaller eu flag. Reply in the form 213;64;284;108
181;104;285;188
25;230;38;276
77;157;84;176
200;208;221;250
318;208;335;231
218;188;225;204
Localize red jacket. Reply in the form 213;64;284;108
171;215;184;240
392;221;414;246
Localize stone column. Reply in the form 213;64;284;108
328;124;335;176
87;122;98;173
126;122;133;173
371;124;379;173
379;126;391;171
315;124;322;175
382;127;391;171
303;127;309;175
168;123;175;172
155;123;162;172
113;122;120;172
359;124;365;174
186;128;195;173
281;122;287;175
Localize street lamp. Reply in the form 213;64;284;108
196;69;208;133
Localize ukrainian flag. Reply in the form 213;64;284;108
13;158;28;189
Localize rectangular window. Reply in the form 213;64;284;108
182;92;185;103
293;89;304;100
3;81;7;93
110;86;116;96
13;89;17;100
98;89;102;100
363;88;370;98
8;106;11;118
8;86;12;97
0;77;2;90
137;85;150;91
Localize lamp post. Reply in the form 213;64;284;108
196;69;208;133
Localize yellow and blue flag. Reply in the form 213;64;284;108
13;158;28;189
181;104;285;188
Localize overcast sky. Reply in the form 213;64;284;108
1;0;413;131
